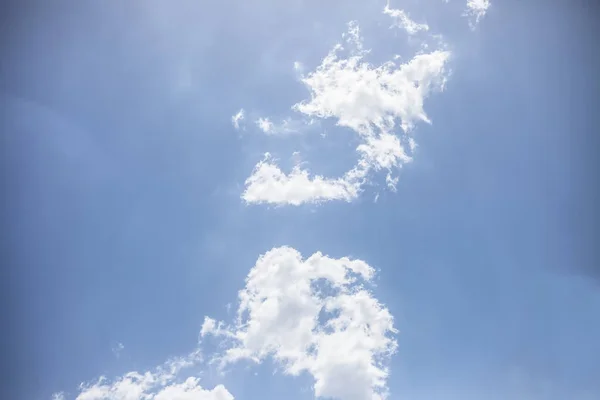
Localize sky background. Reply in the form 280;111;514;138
1;0;599;399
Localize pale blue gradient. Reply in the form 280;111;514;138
1;0;598;399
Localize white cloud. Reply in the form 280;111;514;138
112;342;125;358
202;247;397;400
342;20;366;56
242;22;450;205
293;41;450;135
152;378;233;400
385;173;399;192
231;109;245;130
255;117;274;134
383;2;429;35
242;153;362;206
408;137;417;153
254;117;310;136
57;350;233;400
356;133;412;171
464;0;491;29
355;132;412;193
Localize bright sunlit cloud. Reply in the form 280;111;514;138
202;246;397;400
242;19;450;205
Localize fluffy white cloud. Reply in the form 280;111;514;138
242;21;449;205
202;247;398;400
57;351;233;400
383;2;429;35
241;153;362;205
293;40;450;135
231;109;245;130
152;379;232;400
464;0;491;29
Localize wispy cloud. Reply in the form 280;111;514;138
255;117;274;134
56;350;232;400
464;0;491;30
111;342;125;359
254;116;312;136
231;108;245;130
383;1;429;35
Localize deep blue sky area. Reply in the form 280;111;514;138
1;1;599;399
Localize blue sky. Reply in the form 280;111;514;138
2;0;599;399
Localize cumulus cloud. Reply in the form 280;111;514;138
242;21;450;205
241;153;363;205
383;2;429;35
56;350;233;400
202;246;398;400
464;0;491;29
231;109;245;130
293;40;450;135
